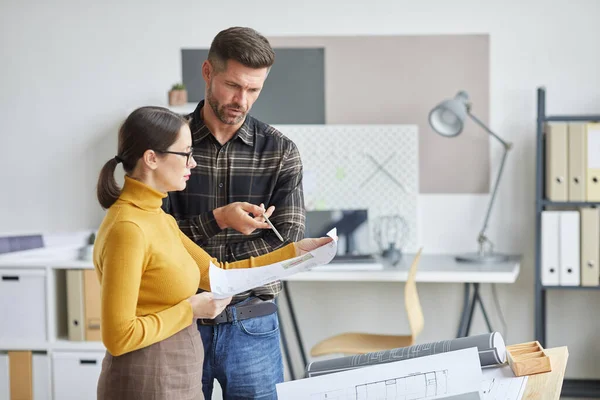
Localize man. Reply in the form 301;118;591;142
163;27;305;399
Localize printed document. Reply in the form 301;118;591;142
210;229;337;299
481;365;528;400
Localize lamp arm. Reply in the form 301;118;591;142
468;112;512;149
467;112;512;255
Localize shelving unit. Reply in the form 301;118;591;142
534;87;600;398
0;245;103;400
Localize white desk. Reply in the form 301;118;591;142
279;253;521;379
286;254;520;283
0;245;93;269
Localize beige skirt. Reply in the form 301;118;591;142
97;322;204;400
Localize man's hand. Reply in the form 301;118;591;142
213;202;274;235
295;236;335;256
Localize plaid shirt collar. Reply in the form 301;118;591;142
188;100;254;147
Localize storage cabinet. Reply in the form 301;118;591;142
0;242;105;400
52;352;104;400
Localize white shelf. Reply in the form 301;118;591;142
50;340;105;352
0;341;105;352
286;254;521;283
0;343;48;351
166;103;196;115
0;246;94;269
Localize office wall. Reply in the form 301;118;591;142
1;0;600;386
183;36;491;194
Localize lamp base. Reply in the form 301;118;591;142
455;252;510;264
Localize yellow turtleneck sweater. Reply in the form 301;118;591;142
93;176;296;356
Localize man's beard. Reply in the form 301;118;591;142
207;82;246;125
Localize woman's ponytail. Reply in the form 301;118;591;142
96;157;122;209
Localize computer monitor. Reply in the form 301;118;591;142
305;209;373;261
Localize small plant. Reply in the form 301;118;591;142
168;82;188;106
87;232;96;245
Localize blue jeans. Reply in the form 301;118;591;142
198;298;284;399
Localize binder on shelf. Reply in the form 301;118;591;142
83;270;102;341
559;211;580;286
66;269;85;341
8;351;33;400
545;123;568;201
586;123;600;201
580;207;600;286
541;211;560;286
568;123;586;201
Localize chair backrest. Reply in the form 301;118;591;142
404;248;424;340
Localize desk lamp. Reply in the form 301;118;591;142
428;91;512;263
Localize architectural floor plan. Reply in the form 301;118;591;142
356;370;448;400
277;348;483;400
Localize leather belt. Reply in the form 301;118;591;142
197;299;277;326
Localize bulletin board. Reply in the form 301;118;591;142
274;125;419;253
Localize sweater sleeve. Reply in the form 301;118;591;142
178;229;297;291
99;221;193;356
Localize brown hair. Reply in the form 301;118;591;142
207;26;275;72
96;106;187;209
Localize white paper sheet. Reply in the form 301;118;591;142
481;365;528;400
276;347;484;400
209;228;338;299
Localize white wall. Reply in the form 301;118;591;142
2;0;600;387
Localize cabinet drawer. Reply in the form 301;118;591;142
52;351;104;400
0;269;47;344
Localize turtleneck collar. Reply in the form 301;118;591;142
118;175;167;212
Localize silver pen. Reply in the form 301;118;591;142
263;213;284;242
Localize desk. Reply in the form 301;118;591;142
280;254;521;379
524;346;569;399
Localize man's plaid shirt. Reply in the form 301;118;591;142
163;101;306;303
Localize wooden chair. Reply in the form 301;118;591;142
310;248;424;357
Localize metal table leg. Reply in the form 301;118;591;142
472;283;494;333
456;283;471;337
275;297;295;380
465;283;479;336
457;282;495;337
282;281;308;373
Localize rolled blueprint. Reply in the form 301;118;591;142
306;331;506;377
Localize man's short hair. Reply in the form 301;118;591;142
207;27;275;72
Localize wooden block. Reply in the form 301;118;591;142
506;341;552;377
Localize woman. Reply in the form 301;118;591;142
93;106;330;399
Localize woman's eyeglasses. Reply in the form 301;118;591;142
155;148;194;165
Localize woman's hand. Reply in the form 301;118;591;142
187;292;232;319
295;236;335;256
